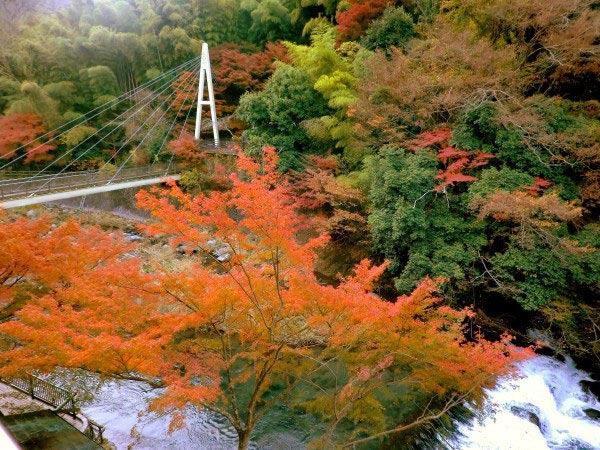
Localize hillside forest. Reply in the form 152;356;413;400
0;1;599;449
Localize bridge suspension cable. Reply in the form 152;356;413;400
59;61;201;198
165;67;204;176
0;56;202;171
29;62;199;197
107;64;201;184
24;57;200;178
0;46;227;208
17;58;201;197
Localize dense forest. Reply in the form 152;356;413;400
0;0;599;449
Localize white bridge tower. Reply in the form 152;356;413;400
194;43;219;146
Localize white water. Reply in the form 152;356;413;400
447;356;600;450
82;380;239;450
82;380;304;450
81;357;600;450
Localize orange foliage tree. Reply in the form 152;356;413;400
168;132;203;162
336;0;393;43
0;211;144;340
473;189;583;251
212;42;289;114
287;156;371;279
0;149;529;449
0;114;56;164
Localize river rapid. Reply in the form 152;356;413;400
444;355;600;450
82;380;239;449
81;355;600;450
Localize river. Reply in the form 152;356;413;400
82;380;239;449
81;355;600;450
444;355;600;450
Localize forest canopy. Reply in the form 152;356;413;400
0;0;598;448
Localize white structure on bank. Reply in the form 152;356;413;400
194;43;220;146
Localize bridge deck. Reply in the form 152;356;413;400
0;175;181;209
0;163;180;209
0;142;238;209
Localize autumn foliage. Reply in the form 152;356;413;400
212;42;289;114
169;71;199;117
336;0;393;43
0;211;144;367
167;132;202;162
444;0;600;99
288;156;370;278
0;114;56;163
169;43;288;118
169;133;235;192
411;128;494;191
0;149;529;449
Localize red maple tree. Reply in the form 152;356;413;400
0;114;56;163
287;156;370;279
212;42;288;114
0;149;529;449
524;176;555;196
410;127;494;192
336;0;393;43
168;132;202;162
169;43;287;117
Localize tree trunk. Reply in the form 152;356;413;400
237;430;250;450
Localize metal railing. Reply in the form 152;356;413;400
1;374;106;445
0;163;180;200
0;140;239;201
85;419;105;444
0;169;97;179
2;374;77;415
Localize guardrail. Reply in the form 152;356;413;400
1;374;106;445
0;163;180;200
2;374;77;416
84;418;105;444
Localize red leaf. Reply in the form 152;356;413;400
437;147;470;164
468;151;495;168
524;177;555;195
0;114;56;163
409;128;453;150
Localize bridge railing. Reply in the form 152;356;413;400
0;163;180;200
84;419;105;444
1;374;106;444
0;169;97;180
1;374;77;415
0;140;239;201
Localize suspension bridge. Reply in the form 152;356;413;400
0;43;232;209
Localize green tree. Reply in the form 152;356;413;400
0;77;19;111
287;25;365;166
236;64;330;165
241;0;298;44
78;65;120;109
471;184;599;310
191;0;251;44
368;146;487;294
6;81;62;128
43;81;79;114
361;6;415;53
